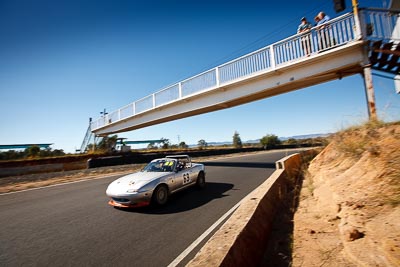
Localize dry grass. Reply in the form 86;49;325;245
331;121;400;204
333;121;400;206
333;120;385;157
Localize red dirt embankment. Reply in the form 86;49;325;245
292;122;400;266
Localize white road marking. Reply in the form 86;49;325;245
167;199;243;267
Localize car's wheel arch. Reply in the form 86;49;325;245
155;182;169;192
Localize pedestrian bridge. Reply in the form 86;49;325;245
91;8;399;136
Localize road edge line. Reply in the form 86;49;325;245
167;199;243;267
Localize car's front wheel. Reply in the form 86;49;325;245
152;185;169;206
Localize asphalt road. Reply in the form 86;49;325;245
0;149;301;267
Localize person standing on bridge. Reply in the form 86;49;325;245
297;17;312;56
316;11;332;51
314;15;320;26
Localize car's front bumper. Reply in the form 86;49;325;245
108;199;150;208
106;190;153;208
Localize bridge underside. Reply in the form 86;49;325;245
94;42;365;136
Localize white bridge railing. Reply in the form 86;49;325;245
362;8;400;41
91;9;399;131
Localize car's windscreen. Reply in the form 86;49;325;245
142;159;176;172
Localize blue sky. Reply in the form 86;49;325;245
0;0;399;153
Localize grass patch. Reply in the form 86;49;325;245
333;120;386;158
331;120;400;206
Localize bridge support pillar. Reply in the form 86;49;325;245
362;65;377;120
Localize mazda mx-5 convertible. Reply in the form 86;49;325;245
106;155;206;208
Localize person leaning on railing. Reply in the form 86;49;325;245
316;11;333;51
314;15;320;26
297;17;312;56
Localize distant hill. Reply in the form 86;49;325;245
189;133;331;147
279;133;332;141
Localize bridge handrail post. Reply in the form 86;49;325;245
269;45;276;69
105;114;109;125
133;102;136;115
178;82;183;98
152;93;156;108
215;67;220;87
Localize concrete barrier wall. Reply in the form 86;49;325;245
187;153;302;267
0;162;87;177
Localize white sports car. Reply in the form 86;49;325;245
106;155;206;208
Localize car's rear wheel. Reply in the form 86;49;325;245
196;172;206;189
152;185;169;206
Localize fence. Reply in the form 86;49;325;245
362;8;400;41
91;9;399;131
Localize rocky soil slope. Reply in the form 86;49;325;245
292;122;400;266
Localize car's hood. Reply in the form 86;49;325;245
120;171;167;183
107;171;168;192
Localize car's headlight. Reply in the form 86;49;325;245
126;189;139;193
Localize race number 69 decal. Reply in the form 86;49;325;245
183;173;191;184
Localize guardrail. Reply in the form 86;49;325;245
186;152;302;266
91;9;399;131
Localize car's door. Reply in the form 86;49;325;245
176;167;192;189
187;165;197;184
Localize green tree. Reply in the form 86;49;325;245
52;149;65;157
87;143;94;152
178;141;188;149
0;147;65;160
0;150;23;160
39;148;52;157
25;145;41;158
232;131;243;148
97;135;118;152
286;138;298;146
197;139;207;149
147;143;157;150
159;138;170;149
260;134;281;149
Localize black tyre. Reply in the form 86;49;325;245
152;185;169;206
196;172;206;189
